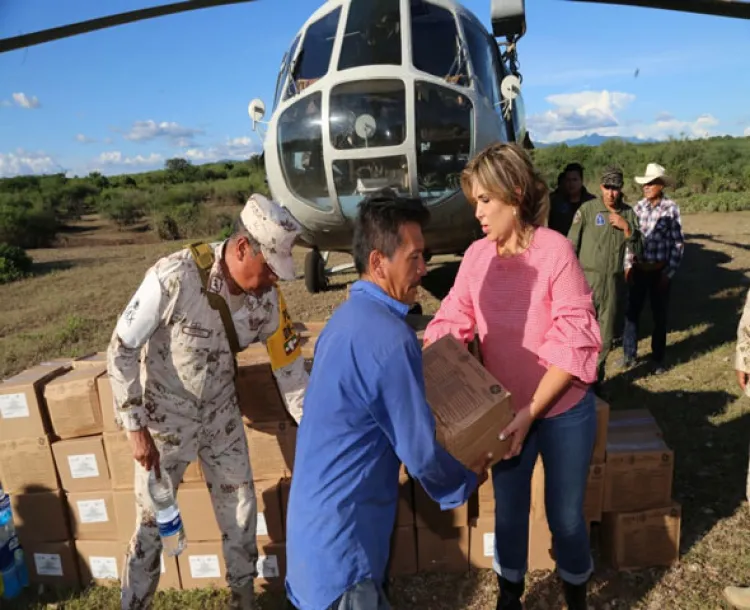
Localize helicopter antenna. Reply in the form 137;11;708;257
498;35;523;122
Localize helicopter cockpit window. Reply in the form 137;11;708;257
338;0;401;71
332;156;410;219
460;16;500;108
285;7;341;100
277;92;331;211
329;79;406;150
274;34;300;110
410;1;468;88
415;81;472;204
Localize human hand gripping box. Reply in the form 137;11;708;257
422;334;514;471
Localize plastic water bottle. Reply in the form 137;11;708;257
148;470;186;557
0;489;20;600
0;487;28;591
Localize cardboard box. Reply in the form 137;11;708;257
477;477;494;516
24;540;80;588
103;431;134;490
608;408;662;435
52;435;111;493
236;361;289;424
602;502;681;570
0;435;59;493
0;364;69;441
586;464;605;523
179;484;221;541
44;366;107;439
96;374;122;433
528;514;556;571
422;335;514;470
469;516;496;569
178;541;227;589
389;525;417;576
10;490;70;543
603;430;673;512
67;491;118;541
113;489;136;542
75;539;123;586
245;421;296;479
416;526;470;573
76;540;181;590
279;477;291;521
593;397;610;465
72;352;108;368
256;541;287;592
182;460;203;484
397;466;415;527
255;478;285;542
414;482;474;531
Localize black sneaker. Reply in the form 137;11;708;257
652;362;667;375
617;356;635;369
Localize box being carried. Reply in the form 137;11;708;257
422;335;514;470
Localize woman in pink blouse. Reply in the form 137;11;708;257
423;143;601;610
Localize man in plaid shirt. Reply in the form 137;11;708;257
621;163;685;374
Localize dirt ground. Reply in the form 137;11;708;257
2;211;750;609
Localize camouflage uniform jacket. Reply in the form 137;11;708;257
737;286;750;377
107;240;307;431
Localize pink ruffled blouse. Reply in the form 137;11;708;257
423;227;602;419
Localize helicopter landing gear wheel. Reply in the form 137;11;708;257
304;249;328;294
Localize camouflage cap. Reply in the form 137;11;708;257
240;194;302;281
600;165;624;188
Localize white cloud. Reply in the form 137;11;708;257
745;127;750;137
75;134;96;144
11;92;40;109
123;120;203;145
87;151;164;174
529;90;635;142
529;89;722;143
183;136;259;163
0;149;59;177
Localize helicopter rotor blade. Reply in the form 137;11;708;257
566;0;750;20
0;0;259;54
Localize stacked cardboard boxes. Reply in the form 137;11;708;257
599;406;681;570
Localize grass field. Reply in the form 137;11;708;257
2;211;750;609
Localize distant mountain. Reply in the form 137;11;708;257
534;133;659;148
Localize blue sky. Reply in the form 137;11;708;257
1;0;749;177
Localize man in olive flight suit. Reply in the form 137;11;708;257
568;166;642;389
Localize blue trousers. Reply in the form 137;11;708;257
491;390;596;585
326;579;391;610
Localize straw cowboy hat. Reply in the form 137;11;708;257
634;163;675;187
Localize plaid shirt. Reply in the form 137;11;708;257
624;196;685;278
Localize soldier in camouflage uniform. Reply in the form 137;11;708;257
107;194;309;610
724;287;750;609
568;166;642;389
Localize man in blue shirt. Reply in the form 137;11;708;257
285;190;490;610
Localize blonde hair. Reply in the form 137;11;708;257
460;142;550;235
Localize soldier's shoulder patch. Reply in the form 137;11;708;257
572;209;582;225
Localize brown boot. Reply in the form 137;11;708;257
725;586;750;609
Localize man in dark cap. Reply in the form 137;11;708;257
568;166;642;392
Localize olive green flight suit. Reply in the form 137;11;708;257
568;199;642;383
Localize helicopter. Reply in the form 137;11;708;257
2;0;749;293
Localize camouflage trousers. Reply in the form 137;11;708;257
120;391;257;610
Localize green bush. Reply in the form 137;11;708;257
0;195;58;248
0;243;33;284
98;190;146;227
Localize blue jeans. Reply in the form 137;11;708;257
491;390;596;585
326;579;391;610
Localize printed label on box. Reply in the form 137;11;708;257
257;512;268;536
0;393;30;419
68;454;100;479
77;499;109;524
257;554;279;579
90;556;118;580
161;554;166;574
483;533;495;558
189;555;221;579
34;553;63;577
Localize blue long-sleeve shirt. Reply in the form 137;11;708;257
285;280;478;610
